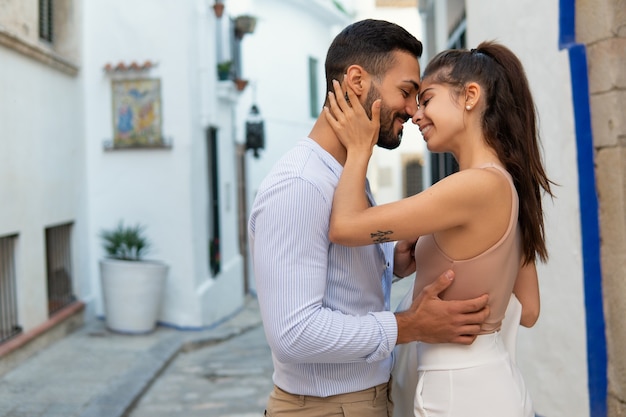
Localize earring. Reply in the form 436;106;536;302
466;105;472;111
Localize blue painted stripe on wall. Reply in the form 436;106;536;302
559;0;608;416
558;0;575;46
570;44;608;417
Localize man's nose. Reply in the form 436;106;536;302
406;100;418;117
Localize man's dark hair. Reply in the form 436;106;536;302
324;19;423;93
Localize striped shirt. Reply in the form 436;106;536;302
248;138;398;397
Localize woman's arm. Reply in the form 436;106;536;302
324;81;485;247
323;79;379;220
513;261;540;327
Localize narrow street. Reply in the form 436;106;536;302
128;326;273;417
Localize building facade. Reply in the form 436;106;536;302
419;0;624;416
0;0;87;373
5;2;623;415
81;0;247;329
0;0;355;374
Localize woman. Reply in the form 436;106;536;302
324;41;554;417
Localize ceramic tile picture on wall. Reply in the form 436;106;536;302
111;78;163;148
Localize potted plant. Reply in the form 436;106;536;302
217;60;232;81
212;1;225;18
234;78;249;91
99;221;168;334
234;15;257;39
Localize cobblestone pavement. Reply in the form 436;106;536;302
0;296;262;417
128;325;273;417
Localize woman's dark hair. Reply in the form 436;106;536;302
324;19;423;93
423;41;554;264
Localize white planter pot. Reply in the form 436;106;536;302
99;259;168;334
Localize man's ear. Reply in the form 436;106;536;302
344;65;369;97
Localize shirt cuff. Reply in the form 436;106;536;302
365;311;398;364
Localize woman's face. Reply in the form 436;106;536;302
413;78;466;153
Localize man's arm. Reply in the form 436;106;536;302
251;178;397;364
395;270;490;345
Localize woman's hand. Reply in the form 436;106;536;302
393;237;418;278
323;79;381;154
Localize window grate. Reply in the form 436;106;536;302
404;159;424;197
0;235;22;344
39;0;54;42
430;153;459;184
45;223;76;316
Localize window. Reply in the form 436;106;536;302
430;153;459;184
39;0;54;42
404;159;424;197
447;18;466;50
430;17;466;184
0;234;21;344
207;127;221;276
45;223;76;315
216;17;243;81
308;57;320;118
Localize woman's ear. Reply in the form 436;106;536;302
464;82;481;109
344;65;368;97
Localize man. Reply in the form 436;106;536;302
248;19;489;416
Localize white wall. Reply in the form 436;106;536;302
234;0;352;292
466;1;589;416
353;0;426;205
82;0;244;328
0;46;86;331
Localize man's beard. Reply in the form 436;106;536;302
362;86;410;150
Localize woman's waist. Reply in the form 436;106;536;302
416;332;509;370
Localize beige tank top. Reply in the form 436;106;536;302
412;164;521;333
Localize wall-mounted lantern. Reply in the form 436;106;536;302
245;104;264;158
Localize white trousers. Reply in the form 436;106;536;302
392;283;533;417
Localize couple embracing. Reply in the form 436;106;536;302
249;18;552;417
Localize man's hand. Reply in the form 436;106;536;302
395;270;489;345
393;238;418;278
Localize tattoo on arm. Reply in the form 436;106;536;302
371;230;393;243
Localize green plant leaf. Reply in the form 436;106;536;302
100;221;151;261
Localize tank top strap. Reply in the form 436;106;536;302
478;162;509;178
